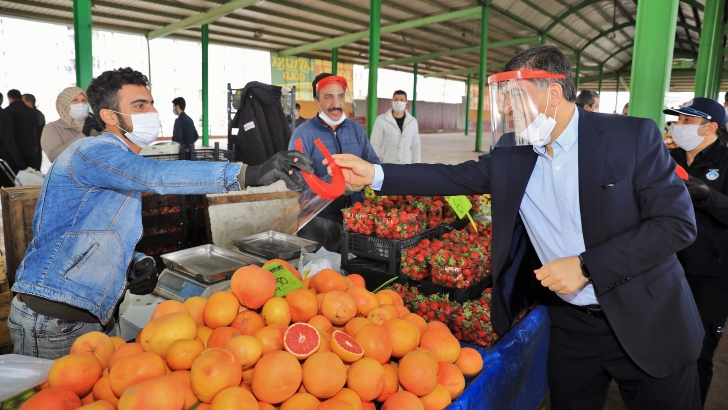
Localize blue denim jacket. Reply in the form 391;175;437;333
11;133;243;324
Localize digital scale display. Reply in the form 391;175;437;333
154;269;230;301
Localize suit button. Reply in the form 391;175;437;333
626;277;630;281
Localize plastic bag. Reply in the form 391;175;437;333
278;175;334;236
0;354;55;402
299;246;353;279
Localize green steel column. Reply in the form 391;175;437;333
412;63;418;117
465;74;471;135
629;0;679;125
367;0;381;137
73;0;93;90
202;24;209;147
694;0;725;98
574;51;581;91
615;72;620;113
331;48;338;75
540;33;546;45
597;64;603;96
475;5;488;152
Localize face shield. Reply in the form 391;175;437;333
488;70;566;148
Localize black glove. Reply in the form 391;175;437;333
245;151;314;189
82;113;103;136
127;257;159;295
684;175;712;202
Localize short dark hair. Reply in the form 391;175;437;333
575;90;598;108
623;102;629;111
7;89;21;101
393;90;407;100
295;103;301;109
724;93;728;103
503;45;577;103
0;92;3;106
22;94;36;106
312;73;333;98
87;68;149;127
172;97;186;111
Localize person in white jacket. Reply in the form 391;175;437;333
370;90;421;164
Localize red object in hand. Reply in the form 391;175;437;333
675;165;689;180
295;139;346;200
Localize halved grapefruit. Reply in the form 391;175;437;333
283;323;321;360
330;330;364;363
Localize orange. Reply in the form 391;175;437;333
374;292;393;306
140;312;198;357
382;319;420;358
230;310;267;336
436;363;465;400
377;290;403;306
382;391;424;410
346;287;380;316
302;351;347;399
110;336;127;350
78;401;115;410
375;363;399;402
398;351;438;396
320;291;357;325
226;335;264;370
331;388;363;410
317;399;356;410
70;331;117;369
308;315;333;335
454;347;484;377
203;291;240;329
255;325;285;355
80;392;94;405
92;376;119;408
396;305;410;318
242;367;255;385
169;370;198;410
230;265;277;308
329;330;364;363
402;313;428;337
258;402;277;410
314;269;350;293
151;300;189;320
190;348;243;403
251;351;303;404
366;307;393;325
117;375;185;410
346;358;384;401
419;384;451;410
286;288;320;323
108;344;144;372
318;329;332;352
281;392;321;410
183;296;208;327
379;304;400;319
18;387;80;410
108;352;166;397
197;326;214;347
354;324;393;364
48;354;103;398
265;259;304;280
361;401;376;410
343;317;371;338
426;321;449;331
210;386;258;410
262;296;292;326
207;326;242;349
414;347;440;372
166;338;205;370
346;274;366;288
419;329;461;364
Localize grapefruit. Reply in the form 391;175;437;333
329;330;364;363
454;347;484;377
251;351;303;404
382;391;424;410
286;288;320;323
301;351;347;399
48;354;103;398
226;335;264;370
70;331;117;368
284;322;321;359
262;296;292;326
230;310;267;336
230;265;277;308
313;269;349;293
320;291;357;325
346;358;384;401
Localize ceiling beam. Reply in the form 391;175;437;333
278;6;482;56
424;53;578;78
148;0;260;40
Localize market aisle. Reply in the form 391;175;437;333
419;132;487;164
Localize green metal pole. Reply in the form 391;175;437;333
331;48;338;75
475;5;488;152
202;24;209;147
629;0;679;125
465;74;471;136
412;63;418;118
615;73;620;113
367;0;381;137
694;0;725;98
597;64;603;96
540;33;546;45
73;0;93;90
574;51;581;91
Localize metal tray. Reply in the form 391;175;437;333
234;230;318;260
161;244;264;283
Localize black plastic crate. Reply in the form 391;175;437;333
341;258;398;292
342;226;441;261
141;193;187;207
398;274;492;304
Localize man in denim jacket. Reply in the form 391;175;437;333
8;68;313;359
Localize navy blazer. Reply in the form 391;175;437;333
378;107;703;377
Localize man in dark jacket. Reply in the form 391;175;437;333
0;92;22;187
172;97;199;146
667;98;728;406
22;93;45;169
5;89;40;170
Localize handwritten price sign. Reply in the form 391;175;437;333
444;195;477;230
263;262;303;297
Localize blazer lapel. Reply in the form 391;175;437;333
577;107;608;249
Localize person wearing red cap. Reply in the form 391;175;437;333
288;73;380;252
665;97;728;406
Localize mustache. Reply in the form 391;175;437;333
327;107;342;112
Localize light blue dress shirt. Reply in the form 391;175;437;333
370;108;596;306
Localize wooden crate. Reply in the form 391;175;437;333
0;290;11;352
1;186;40;288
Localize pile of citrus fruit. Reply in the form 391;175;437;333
22;259;483;410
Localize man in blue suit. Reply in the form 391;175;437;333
328;46;703;409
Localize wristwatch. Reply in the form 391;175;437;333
579;254;591;281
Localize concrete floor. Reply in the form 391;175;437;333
418;132;728;410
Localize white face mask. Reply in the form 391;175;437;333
671;124;706;151
173;108;178;116
517;91;557;147
110;110;160;148
318;104;346;126
69;103;88;121
392;101;406;113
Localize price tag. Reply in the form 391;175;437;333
444;195;477;230
263;262;303;297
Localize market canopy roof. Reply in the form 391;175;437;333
0;0;723;92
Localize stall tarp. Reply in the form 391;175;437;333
448;306;550;410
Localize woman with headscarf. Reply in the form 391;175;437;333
40;87;96;163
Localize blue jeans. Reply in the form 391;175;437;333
8;295;115;360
